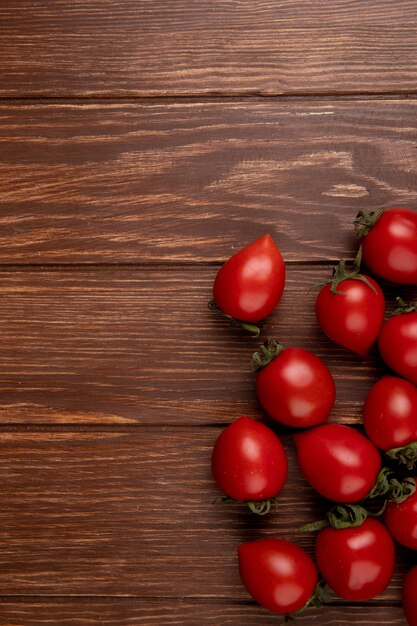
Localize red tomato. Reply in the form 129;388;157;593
356;207;417;284
363;376;417;450
238;538;318;614
385;486;417;550
378;307;417;386
316;518;395;601
212;235;285;322
211;416;288;502
316;275;384;357
255;347;335;428
294;424;381;502
403;566;417;626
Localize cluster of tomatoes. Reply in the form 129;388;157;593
209;208;417;623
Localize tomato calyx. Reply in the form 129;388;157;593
325;247;377;295
386;441;417;471
208;299;261;336
367;466;416;504
390;296;417;317
300;470;415;533
251;339;285;371
212;494;280;516
246;497;280;516
300;504;370;533
283;580;331;623
354;208;386;239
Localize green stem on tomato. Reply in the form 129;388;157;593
246;496;280;516
367;467;416;505
251;339;285;371
390;297;417;317
389;476;416;504
212;493;280;516
386;441;417;470
366;467;395;499
354;208;385;239
282;579;331;623
300;504;369;532
328;247;377;295
208;299;260;336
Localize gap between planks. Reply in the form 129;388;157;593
0;260;342;270
1;92;417;102
0;595;402;606
0;424;259;432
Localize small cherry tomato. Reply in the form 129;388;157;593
238;538;318;614
315;258;384;357
316;517;395;601
403;566;417;626
363;376;417;450
378;301;417;386
212;234;285;323
294;424;381;502
211;416;288;502
385;485;417;550
254;340;335;428
355;207;417;284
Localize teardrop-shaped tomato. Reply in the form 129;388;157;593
238;538;318;614
294;424;381;502
211;416;288;502
213;235;285;322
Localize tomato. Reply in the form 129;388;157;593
363;376;417;450
315;517;395;601
254;343;335;428
403;566;417;626
378;304;417;386
212;234;285;323
385;486;417;550
355;207;417;284
238;538;318;614
294;424;381;502
211;416;288;502
315;275;384;357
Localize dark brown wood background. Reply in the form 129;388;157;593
1;1;417;624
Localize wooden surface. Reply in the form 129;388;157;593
2;1;417;624
2;1;417;96
0;99;417;263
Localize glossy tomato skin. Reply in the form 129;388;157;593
378;311;417;386
316;518;395;601
211;416;288;501
385;486;417;550
361;208;417;284
213;235;285;322
363;376;417;450
315;276;384;357
238;538;318;614
403;566;417;626
256;347;335;428
294;424;381;502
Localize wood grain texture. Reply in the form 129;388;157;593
0;266;414;426
0;600;407;625
1;1;417;96
0;100;416;263
2;1;417;622
0;429;412;600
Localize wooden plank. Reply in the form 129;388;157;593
1;1;417;96
0;429;411;599
0;266;413;426
0;600;406;625
0;101;416;264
